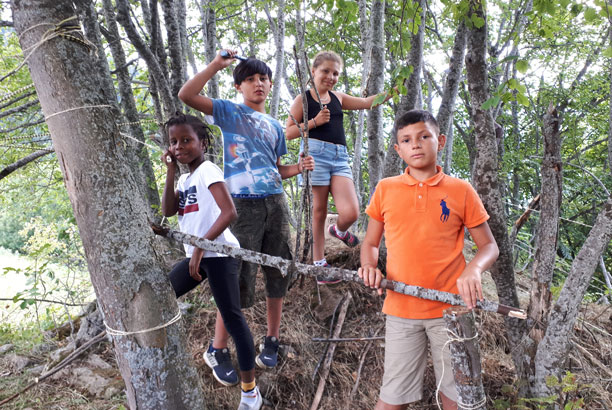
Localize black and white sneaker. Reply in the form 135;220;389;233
203;342;239;386
256;336;280;369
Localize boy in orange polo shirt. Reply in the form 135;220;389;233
358;110;499;410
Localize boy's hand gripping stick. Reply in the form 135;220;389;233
220;50;248;61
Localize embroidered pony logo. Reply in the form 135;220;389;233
440;196;450;222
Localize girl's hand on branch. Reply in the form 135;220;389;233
188;248;204;282
299;153;315;172
314;106;330;126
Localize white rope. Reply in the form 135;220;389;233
44;104;114;121
435;315;485;410
104;310;182;337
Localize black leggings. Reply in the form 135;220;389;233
169;256;255;372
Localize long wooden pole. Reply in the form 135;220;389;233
152;226;527;319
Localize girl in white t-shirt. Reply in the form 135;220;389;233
161;112;261;410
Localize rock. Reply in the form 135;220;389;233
0;343;14;354
312;285;344;322
25;364;46;376
51;366;113;398
5;353;33;371
85;354;112;370
31;341;57;355
74;306;104;347
104;386;120;399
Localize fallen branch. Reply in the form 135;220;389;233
311;336;384;343
310;292;352;410
350;323;384;400
152;225;526;319
0;331;107;406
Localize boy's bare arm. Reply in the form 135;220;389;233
276;155;314;179
178;50;237;115
458;221;499;309
161;152;179;217
358;218;384;295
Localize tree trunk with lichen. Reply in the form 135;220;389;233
464;0;526;370
11;2;206;408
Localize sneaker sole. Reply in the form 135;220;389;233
203;353;239;387
317;279;342;285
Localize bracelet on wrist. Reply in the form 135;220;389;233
312;118;317;128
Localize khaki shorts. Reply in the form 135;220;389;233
231;194;293;308
380;315;458;405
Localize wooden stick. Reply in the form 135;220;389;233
311;336;385;343
310;292;352;410
152;226;527;319
303;51;324;110
0;331;107;406
350;323;384;400
443;307;486;410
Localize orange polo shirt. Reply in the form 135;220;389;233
366;166;489;319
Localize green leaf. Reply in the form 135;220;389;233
603;47;612;58
471;13;485;28
583;7;598;22
372;93;387;107
516;59;529;73
516;93;530;107
481;96;500;110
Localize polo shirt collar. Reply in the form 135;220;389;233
400;165;445;186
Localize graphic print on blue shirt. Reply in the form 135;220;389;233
178;185;199;216
212;100;287;197
440;196;450;222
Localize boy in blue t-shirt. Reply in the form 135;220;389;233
179;50;314;387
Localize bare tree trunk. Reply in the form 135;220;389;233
11;2;205;408
365;0;385;190
609;15;612;173
101;0;161;220
533;194;612;398
177;0;197;76
160;0;185;109
116;0;175;117
464;0;525;368
527;104;562;341
200;0;219;99
264;0;285;119
352;0;373;208
382;0;425;179
437;21;467;172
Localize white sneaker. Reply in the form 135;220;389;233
238;386;262;410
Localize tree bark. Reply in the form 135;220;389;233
443;307;486;410
116;0;175;117
160;0;185;109
464;0;525;368
200;0;219;99
264;0;285;119
383;0;425;179
101;0;161;220
365;0;385;190
533;194;612;398
437;21;467;172
352;0;373;207
11;2;205;408
527;104;562;341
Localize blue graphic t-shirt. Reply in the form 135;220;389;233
212;99;287;197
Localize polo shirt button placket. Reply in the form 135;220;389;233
416;183;427;212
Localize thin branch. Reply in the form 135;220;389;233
0;148;53;181
0;297;86;307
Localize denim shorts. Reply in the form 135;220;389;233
300;138;353;186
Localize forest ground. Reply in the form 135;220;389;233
0;230;611;410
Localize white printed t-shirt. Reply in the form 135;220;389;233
176;160;239;258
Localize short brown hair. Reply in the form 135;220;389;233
312;51;343;69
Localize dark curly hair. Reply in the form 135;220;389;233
164;111;213;152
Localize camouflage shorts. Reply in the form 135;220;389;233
231;193;293;308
